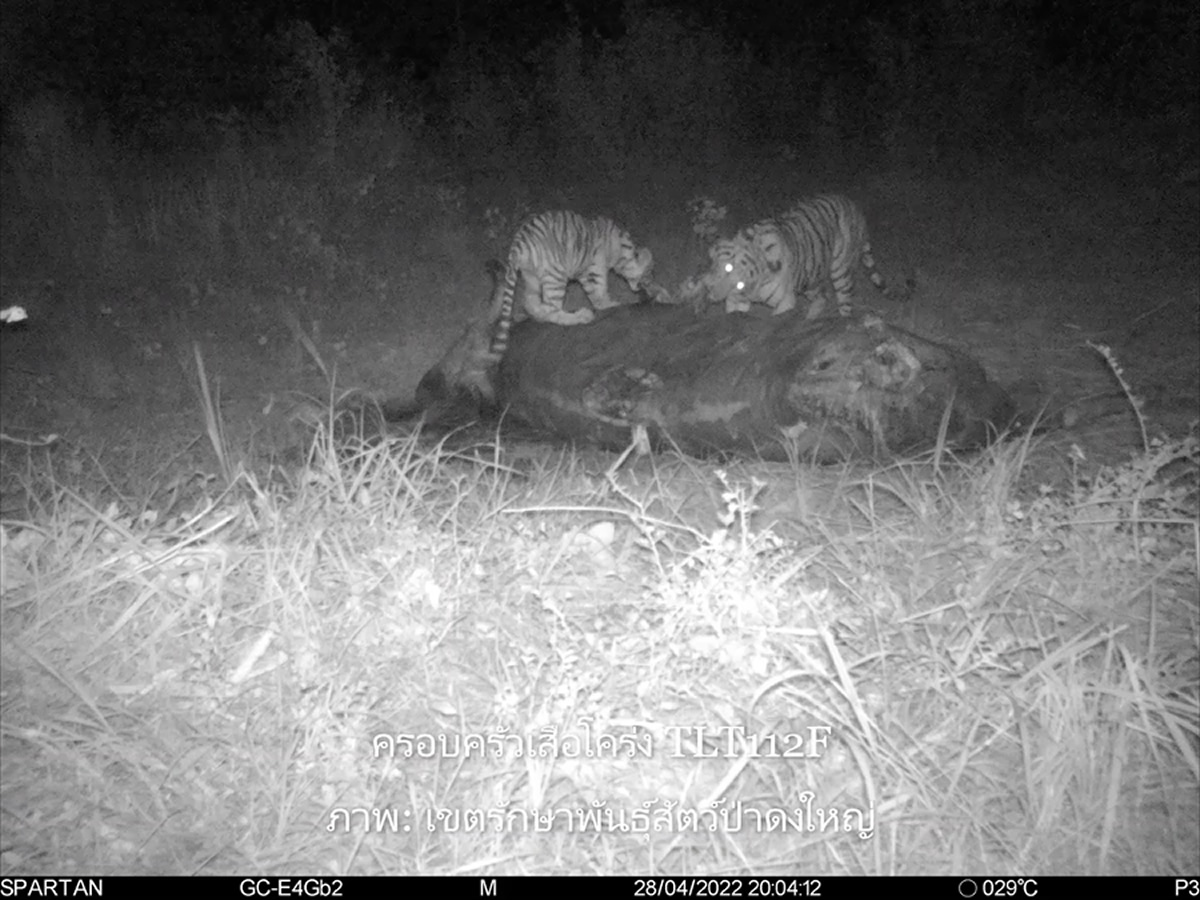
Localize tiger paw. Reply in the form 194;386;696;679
678;276;705;300
552;308;596;326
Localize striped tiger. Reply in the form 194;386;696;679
704;194;905;319
498;210;654;326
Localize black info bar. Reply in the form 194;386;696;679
1;877;1197;900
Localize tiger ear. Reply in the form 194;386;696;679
636;247;653;268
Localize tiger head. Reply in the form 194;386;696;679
614;243;654;292
706;235;764;310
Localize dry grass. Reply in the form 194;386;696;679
2;408;1196;875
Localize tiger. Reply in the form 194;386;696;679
702;194;907;319
498;210;654;326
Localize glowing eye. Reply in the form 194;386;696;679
736;281;746;291
723;263;733;274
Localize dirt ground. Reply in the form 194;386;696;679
1;162;1196;498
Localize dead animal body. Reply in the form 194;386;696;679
391;305;1016;464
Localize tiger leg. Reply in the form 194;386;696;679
829;268;855;317
581;261;620;311
515;269;540;323
770;288;799;316
861;241;892;297
802;290;827;319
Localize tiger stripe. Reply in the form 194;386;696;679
706;194;907;319
498;210;654;327
422;212;652;407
